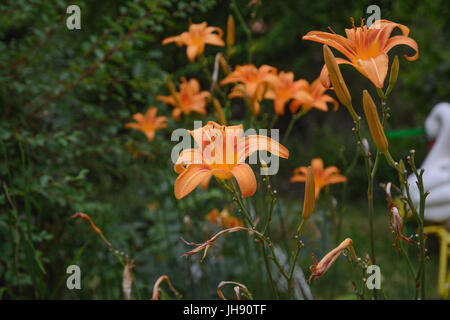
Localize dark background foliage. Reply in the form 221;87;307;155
0;0;448;299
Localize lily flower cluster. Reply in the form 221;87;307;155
119;13;424;299
221;64;339;116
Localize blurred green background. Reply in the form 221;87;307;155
0;0;448;299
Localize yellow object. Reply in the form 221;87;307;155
424;226;450;299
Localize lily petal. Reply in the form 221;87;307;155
174;164;212;199
174;148;203;173
237;135;289;162
231;164;257;197
357;53;389;88
302;31;356;61
187;45;199;62
384;35;419;61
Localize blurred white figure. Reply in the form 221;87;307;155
407;102;450;223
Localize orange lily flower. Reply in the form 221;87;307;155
206;208;244;228
220;64;277;115
125;107;168;142
291;158;347;198
157;78;210;120
303;19;419;88
174;121;289;199
264;71;313;115
162;22;225;62
309;238;357;282
289;77;339;114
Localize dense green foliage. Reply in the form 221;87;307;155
0;0;448;299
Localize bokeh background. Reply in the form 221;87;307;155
1;0;449;299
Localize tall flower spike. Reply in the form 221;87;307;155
303;19;418;88
323;45;352;107
162;22;225;62
362;90;388;153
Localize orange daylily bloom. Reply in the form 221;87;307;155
291;158;347;198
309;238;357;282
174;121;289;199
157;78;210;120
289;77;339;114
303;19;419;88
206;208;244;228
220;64;277;115
264;71;313;115
162;22;225;62
125;107;168;142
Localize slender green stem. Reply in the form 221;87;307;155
287;219;306;299
261;242;278;299
269;114;279;131
282;109;308;144
262;175;276;236
219;178;285;298
384;149;427;299
267;244;289;280
409;159;427;299
399;241;416;279
343;102;378;299
227;180;255;228
231;0;253;62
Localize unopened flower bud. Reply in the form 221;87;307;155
323;45;352;107
363;90;388;153
227;15;235;47
386;56;399;96
302;166;315;221
166;77;177;97
212;98;227;125
219;54;230;75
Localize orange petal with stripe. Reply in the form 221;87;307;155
357;54;389;88
231;164;257;198
174;164;212;199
